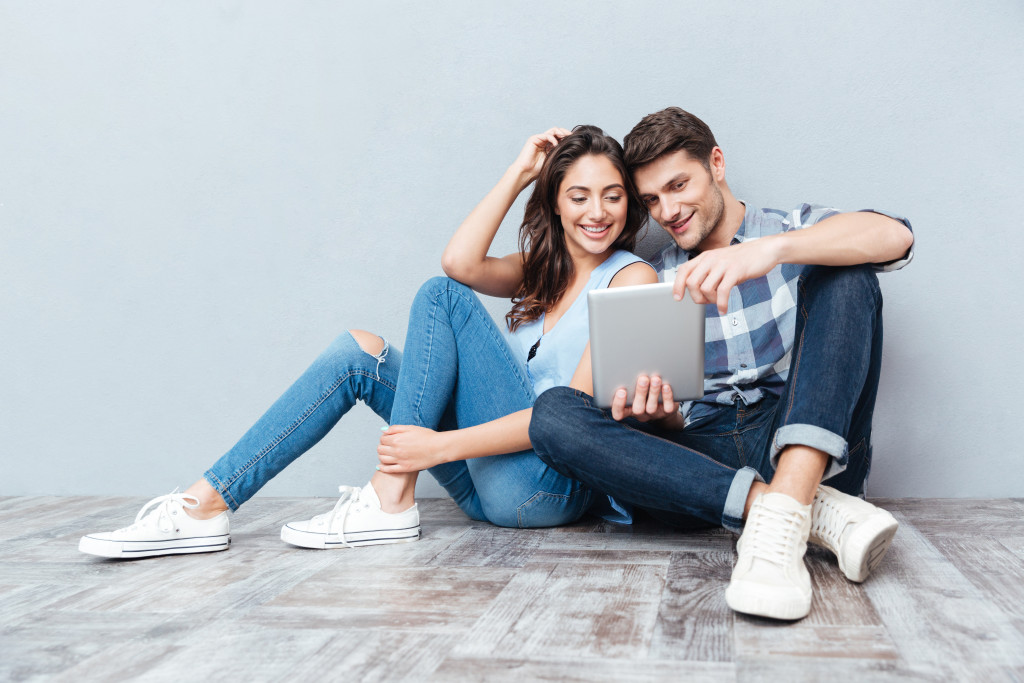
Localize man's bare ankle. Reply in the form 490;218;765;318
764;485;814;507
770;445;828;506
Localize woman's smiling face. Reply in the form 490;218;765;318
555;154;629;260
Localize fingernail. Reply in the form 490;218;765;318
375;465;381;471
380;426;388;432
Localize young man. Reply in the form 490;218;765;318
528;107;914;621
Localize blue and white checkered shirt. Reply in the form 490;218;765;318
649;203;913;425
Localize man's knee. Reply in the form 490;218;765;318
528;386;580;457
801;265;881;309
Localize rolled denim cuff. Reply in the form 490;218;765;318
772;424;849;480
203;469;240;512
722;466;764;533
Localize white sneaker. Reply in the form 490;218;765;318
79;491;230;559
280;483;420;549
725;492;813;620
810;485;898;583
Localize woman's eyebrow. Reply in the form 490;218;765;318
565;183;625;193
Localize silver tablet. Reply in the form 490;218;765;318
588;282;705;408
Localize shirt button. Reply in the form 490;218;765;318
740;363;747;368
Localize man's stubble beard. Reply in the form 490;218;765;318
673;176;725;253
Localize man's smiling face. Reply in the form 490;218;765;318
633;149;725;252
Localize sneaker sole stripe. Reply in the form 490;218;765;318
79;536;231;558
324;534;420;546
122;541;230;553
281;525;420;537
82;534;230;545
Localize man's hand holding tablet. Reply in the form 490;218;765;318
609;373;685;429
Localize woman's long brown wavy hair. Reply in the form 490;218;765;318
506;125;648;332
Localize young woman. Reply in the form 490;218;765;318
79;125;658;557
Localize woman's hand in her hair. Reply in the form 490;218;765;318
377;425;451;473
511;127;572;184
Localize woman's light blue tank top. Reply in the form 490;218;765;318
506;249;649;395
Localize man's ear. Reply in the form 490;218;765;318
710;147;726;182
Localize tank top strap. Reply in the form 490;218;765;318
591;250;650;289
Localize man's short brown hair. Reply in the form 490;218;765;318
623;107;718;174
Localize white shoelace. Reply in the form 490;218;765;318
744;500;807;565
321;485;363;548
372;340;390;381
809;493;848;551
130;490;201;534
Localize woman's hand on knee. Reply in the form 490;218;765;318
377;425;451;473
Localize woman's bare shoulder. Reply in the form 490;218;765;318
609;259;658;287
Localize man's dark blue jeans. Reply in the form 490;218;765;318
529;265;884;533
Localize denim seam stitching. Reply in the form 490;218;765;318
733;433;747;468
450;286;534;398
517;490;573;528
219;369;398;492
429;282;534;406
782;285;809;427
412;291;440;425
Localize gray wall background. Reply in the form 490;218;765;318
2;1;1021;501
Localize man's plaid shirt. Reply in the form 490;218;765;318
649;203;914;426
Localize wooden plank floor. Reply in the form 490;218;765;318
1;496;1023;682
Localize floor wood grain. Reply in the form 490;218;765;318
1;496;1022;682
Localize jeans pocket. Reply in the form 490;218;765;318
515;488;593;529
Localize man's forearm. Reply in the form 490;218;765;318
770;212;913;267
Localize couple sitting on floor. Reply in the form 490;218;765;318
79;107;915;621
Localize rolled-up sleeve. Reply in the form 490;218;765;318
857;209;914;272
